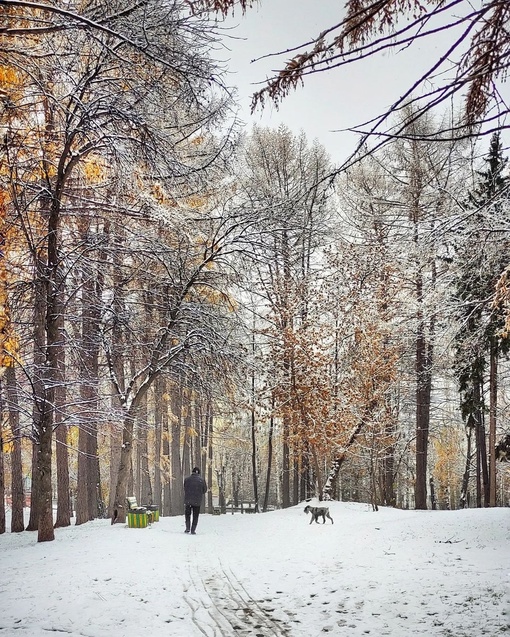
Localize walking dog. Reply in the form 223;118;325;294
304;505;334;525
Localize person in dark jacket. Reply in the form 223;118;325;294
183;467;207;534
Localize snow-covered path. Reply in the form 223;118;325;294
1;502;509;636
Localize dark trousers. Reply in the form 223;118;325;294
185;503;201;532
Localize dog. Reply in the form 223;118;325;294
304;505;334;525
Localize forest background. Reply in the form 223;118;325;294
0;0;509;543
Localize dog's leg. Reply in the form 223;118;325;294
327;512;334;524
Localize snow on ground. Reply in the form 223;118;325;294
1;501;509;637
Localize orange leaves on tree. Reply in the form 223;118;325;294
0;191;19;368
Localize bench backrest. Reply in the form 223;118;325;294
126;496;138;510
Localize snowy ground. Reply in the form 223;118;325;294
1;501;509;636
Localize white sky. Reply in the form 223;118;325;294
2;501;509;635
216;0;510;166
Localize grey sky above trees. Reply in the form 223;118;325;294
201;0;510;169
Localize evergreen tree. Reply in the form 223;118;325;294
453;132;510;507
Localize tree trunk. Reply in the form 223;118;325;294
75;418;90;525
26;256;46;533
250;347;259;512
6;365;24;532
25;442;40;532
262;412;274;512
459;418;474;508
112;413;136;523
0;381;5;535
139;393;152;505
207;398;213;514
323;412;369;500
161;383;171;516
153;376;164;511
53;280;70;528
54;422;70;527
414;307;431;510
281;414;291;508
37;408;54;542
170;383;184;515
489;338;497;506
474;379;489;506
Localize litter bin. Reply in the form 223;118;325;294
127;508;148;528
146;505;159;522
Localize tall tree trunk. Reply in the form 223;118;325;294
25;442;40;532
459;418;474;509
250;344;259;512
262;412;274;511
474;379;489;506
383;433;396;507
489;338;497;506
75;420;90;525
139;393;152;505
153;377;164;510
206;397;213;513
0;379;5;534
54;289;70;528
26;256;46;533
281;414;291;508
109;419;122;517
54;418;70;527
181;384;191;479
6;365;24;532
112;413;136;523
170;383;184;515
414;283;429;510
161;382;171;516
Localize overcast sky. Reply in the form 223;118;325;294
215;0;509;167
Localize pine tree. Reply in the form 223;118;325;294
453;132;510;507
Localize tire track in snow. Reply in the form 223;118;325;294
180;549;292;636
182;554;239;637
212;560;292;636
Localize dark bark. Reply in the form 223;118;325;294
138;394;152;505
281;414;291;508
53;271;70;529
170;383;184;515
489;338;497;506
262;412;274;512
6;365;24;532
26;257;46;533
206;398;213;514
75;419;90;525
25;442;40;531
474;380;489;506
250;346;259;512
153;376;164;511
54;426;71;527
459;419;474;509
414;282;429;510
112;413;136;523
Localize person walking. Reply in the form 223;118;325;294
183;466;207;535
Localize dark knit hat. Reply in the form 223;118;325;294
192;467;200;474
